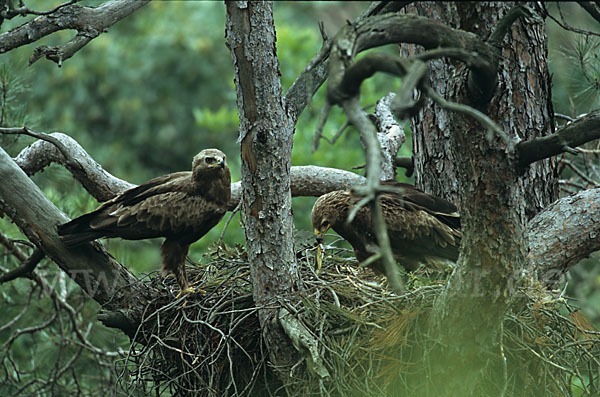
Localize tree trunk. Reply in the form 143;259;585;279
225;1;301;374
404;3;559;395
409;2;558;212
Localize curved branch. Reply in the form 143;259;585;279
0;0;150;66
517;111;600;168
8;130;365;210
10;130;133;201
488;6;531;46
283;1;409;123
341;96;403;292
395;156;414;176
528;187;600;273
0;0;78;20
350;14;500;104
0;248;44;283
0;145;151;309
577;1;600;24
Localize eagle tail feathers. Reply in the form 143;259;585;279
57;213;107;246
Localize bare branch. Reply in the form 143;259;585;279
231;166;367;210
341;96;403;292
0;248;44;283
283;1;411;123
0;145;149;308
517;111;600;168
543;2;600;37
347;13;500;104
560;158;600;188
0;0;79;20
395;156;414;176
8;129;133;201
372;93;406;180
6;129;365;211
0;0;150;66
0;231;28;261
488;5;531;46
528;187;600;273
577;1;600;24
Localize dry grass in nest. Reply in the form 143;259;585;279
114;242;600;396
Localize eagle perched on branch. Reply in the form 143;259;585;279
311;181;461;274
58;149;231;297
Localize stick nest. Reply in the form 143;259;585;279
115;242;600;396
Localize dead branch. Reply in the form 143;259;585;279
283;1;412;124
0;0;150;66
0;248;44;283
528;187;600;274
372;93;406;180
5;129;365;209
577;1;600;24
9;129;133;201
517;111;600;168
0;144;151;309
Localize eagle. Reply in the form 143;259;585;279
58;148;231;297
311;181;461;275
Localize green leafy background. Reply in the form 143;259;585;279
0;2;598;395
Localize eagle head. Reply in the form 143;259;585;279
192;149;228;180
312;191;350;273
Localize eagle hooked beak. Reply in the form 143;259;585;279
208;158;225;169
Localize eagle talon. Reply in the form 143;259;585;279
177;287;195;297
175;286;201;299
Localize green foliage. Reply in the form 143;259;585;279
547;3;600;116
1;1;599;395
0;259;128;396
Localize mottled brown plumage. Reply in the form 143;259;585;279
312;181;461;274
58;149;231;296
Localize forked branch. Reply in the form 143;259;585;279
0;0;150;66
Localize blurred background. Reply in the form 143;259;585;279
0;1;598;395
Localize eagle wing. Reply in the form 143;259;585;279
58;171;227;245
102;189;226;242
379;192;460;249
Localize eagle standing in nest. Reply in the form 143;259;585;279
58;149;231;297
311;181;461;275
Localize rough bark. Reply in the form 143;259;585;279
528;187;600;274
401;2;558;395
225;1;301;373
408;2;558;215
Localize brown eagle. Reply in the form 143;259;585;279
311;181;461;275
58;149;231;297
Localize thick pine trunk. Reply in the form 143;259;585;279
225;1;301;374
403;3;559;394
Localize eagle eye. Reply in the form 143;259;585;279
205;157;217;164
